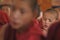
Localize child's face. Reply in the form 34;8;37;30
10;1;34;29
43;12;57;29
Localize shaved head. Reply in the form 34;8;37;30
12;0;37;11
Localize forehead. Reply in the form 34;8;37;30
43;12;57;19
12;0;30;8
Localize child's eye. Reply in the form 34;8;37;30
20;9;26;14
12;7;16;11
11;6;16;11
48;19;52;22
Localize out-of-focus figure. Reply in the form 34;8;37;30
0;10;8;28
0;4;11;16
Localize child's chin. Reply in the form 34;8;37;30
12;27;19;29
11;25;22;30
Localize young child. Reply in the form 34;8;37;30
42;9;58;37
0;0;42;40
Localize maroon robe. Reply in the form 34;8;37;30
47;21;60;40
0;10;9;28
4;19;42;40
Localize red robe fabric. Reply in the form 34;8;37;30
4;19;42;40
16;19;42;40
47;21;60;40
0;10;8;27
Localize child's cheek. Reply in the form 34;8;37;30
22;17;33;24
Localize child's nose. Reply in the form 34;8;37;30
45;19;50;24
13;10;21;19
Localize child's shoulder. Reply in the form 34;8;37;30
29;19;42;35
